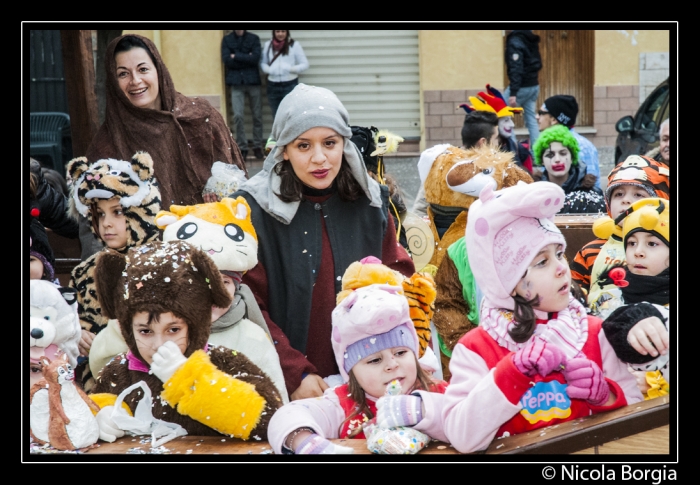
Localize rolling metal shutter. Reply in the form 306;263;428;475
238;29;420;146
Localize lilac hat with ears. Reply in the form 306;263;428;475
466;181;566;311
331;284;419;382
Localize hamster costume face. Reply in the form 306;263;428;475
155;197;258;273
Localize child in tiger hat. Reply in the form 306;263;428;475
67;152;161;364
569;154;670;306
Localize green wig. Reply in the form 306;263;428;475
533;124;580;166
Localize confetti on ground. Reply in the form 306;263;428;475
29;441;83;454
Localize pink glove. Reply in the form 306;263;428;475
562;357;610;405
512;339;566;377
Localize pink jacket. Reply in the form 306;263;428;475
417;316;643;453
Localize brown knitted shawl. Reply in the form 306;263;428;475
86;34;246;209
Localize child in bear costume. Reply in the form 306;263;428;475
89;239;283;440
88;197;290;405
155;196;289;403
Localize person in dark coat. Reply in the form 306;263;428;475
503;30;542;147
222;30;265;161
30;158;79;240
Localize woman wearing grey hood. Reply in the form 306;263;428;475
234;84;415;401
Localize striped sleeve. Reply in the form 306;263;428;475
569;238;607;293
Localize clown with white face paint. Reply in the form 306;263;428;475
533;124;605;214
459;84;533;174
498;116;515;139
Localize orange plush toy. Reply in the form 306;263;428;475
30;353;102;451
337;256;439;376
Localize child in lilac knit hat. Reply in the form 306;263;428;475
267;284;448;455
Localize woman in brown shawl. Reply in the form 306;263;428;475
86;34;247;209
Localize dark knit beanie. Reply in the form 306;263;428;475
542;95;578;128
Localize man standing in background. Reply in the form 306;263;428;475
503;30;542;148
647;118;670;165
222;30;265;160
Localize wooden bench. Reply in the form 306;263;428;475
554;213;605;264
77;397;668;456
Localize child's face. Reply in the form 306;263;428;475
351;346;417;399
609;185;651;220
512;243;571;313
96;197;128;249
132;311;189;365
211;274;235;323
29;255;44;280
283;127;344;191
626;232;669;276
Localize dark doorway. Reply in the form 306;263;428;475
29;30;72;169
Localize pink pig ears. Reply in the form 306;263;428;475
479;184;495;201
360;256;382;264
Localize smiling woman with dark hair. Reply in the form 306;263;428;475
86;34;247;210
533;124;605;214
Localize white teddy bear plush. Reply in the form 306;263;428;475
29;280;81;387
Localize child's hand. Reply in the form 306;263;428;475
295;434;354;455
562;358;610;405
290;373;329;401
512;339;566;377
627;316;669;358
150;341;187;382
376;394;424;428
202;192;221;203
632;369;651;395
95;406;125;442
79;329;95;356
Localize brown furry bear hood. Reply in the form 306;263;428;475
94;240;232;363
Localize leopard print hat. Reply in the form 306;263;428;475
67;151;161;248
